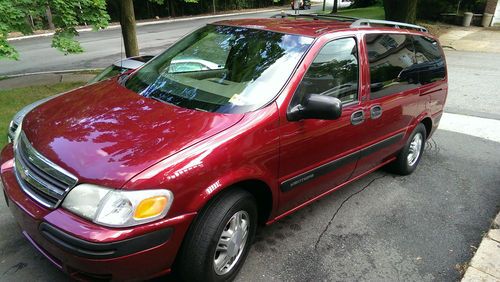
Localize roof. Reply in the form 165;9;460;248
213;18;352;37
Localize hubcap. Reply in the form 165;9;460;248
213;211;249;275
407;133;423;166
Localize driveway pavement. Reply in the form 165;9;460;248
236;129;499;281
440;26;500;53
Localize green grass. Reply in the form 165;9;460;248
321;6;385;20
0;82;85;149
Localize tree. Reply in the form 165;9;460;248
120;0;139;57
0;0;109;60
118;0;198;57
383;0;418;23
351;0;378;8
331;0;339;13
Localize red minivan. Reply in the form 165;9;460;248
1;15;447;281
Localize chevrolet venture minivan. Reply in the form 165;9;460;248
1;14;447;281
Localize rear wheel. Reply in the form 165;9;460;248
177;189;257;282
388;123;427;175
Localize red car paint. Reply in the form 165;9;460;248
1;18;447;280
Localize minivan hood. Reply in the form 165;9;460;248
22;80;243;188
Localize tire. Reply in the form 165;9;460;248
177;189;257;282
388;123;427;175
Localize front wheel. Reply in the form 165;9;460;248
388;123;427;175
177;189;257;282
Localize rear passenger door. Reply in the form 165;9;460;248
411;35;447;118
353;33;423;176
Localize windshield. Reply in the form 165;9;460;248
124;25;313;113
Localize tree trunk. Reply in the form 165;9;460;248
331;0;338;13
170;0;176;17
120;0;139;57
46;5;55;30
383;0;418;23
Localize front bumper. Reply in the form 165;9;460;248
1;144;196;281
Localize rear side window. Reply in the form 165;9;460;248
365;34;419;99
292;37;359;105
412;35;446;84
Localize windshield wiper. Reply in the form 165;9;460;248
148;95;176;107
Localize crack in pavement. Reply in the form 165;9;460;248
1;262;27;278
314;174;388;251
425;138;441;156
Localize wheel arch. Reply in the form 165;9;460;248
231;179;274;226
420;116;433;138
408;112;433;140
190;177;276;226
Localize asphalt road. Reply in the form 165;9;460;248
0;6;324;76
0;12;500;282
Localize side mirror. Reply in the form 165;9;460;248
287;94;343;121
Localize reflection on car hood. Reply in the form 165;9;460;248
22;79;243;188
12;94;65;126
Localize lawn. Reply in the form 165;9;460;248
0;82;85;149
321;6;385;20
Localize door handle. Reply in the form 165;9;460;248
351;110;365;125
370;105;383;119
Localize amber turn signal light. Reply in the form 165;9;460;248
134;196;168;219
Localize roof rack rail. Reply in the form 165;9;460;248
350;19;428;32
271;13;358;22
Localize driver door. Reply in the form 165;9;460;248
278;37;367;214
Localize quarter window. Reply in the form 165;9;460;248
366;34;419;99
412;35;446;84
292;37;359;105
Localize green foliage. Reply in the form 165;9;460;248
0;0;109;60
52;29;84;54
0;38;19;60
351;0;382;8
108;0;276;22
0;0;33;59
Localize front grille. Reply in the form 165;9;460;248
7;121;18;143
14;132;78;208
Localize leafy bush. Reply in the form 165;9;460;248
351;0;382;8
417;0;488;20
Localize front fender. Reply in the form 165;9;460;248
124;103;281;220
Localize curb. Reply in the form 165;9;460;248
7;7;288;42
1;68;103;79
0;72;97;89
461;212;500;281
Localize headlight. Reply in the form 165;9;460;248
62;184;173;227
